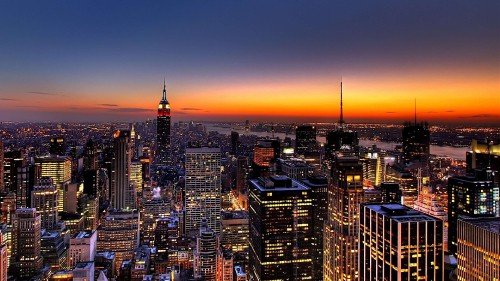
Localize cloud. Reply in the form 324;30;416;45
100;103;119;107
112;107;151;113
180;107;203;111
26;91;59;96
385;111;397;114
470;114;493;118
445;110;455;113
0;98;17;101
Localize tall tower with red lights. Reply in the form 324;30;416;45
157;80;171;165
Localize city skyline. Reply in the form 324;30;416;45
0;1;498;125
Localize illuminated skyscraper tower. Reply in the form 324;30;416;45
157;80;171;165
323;156;364;281
185;147;221;235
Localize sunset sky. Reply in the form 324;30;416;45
0;1;498;125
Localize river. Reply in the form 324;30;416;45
205;125;469;160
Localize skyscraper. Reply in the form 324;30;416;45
184;146;221;235
448;171;496;254
156;81;171;165
456;217;500;281
295;125;317;155
97;209;139;273
31;177;59;230
0;139;4;193
323;156;364;281
402;120;430;177
325;82;359;161
11;208;44;280
248;176;313;281
359;203;444;281
110;130;134;210
35;156;71;212
193;219;218;281
0;234;6;281
301;176;328;281
49;136;66;156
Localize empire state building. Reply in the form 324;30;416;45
157;81;171;165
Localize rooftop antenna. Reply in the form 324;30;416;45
339;79;344;129
162;78;167;101
414;98;417;126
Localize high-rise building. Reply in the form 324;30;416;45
0;140;4;193
252;138;280;178
359;203;444;281
295;125;317;155
73;261;95;281
156;81;171;165
69;230;97;269
456;217;500;281
379;182;402;203
324;82;359;161
279;158;314;182
301;176;328;281
11;208;44;280
49;136;66;156
221;211;248;254
16;163;39;209
83;138;98;171
31;176;59;230
97;209;139;273
193;219;218;281
35;156;71;212
248;176;313;281
323;156;364;281
448;172;496;254
40;230;68;271
3;150;25;193
129;161;143;192
0;234;6;281
110;130;135;210
402;121;430;177
184;146;221;235
413;186;448;252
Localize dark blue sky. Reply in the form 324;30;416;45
0;1;498;123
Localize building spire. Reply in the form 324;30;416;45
162;79;167;101
414;98;417;126
339;80;344;129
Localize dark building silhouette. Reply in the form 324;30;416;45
379;182;402;203
402;121;430;177
325;82;359;161
49;137;66;156
231;131;240;155
466;139;500;184
301;175;328;281
249;176;313;280
156;81;171;165
295;125;317;155
111;130;134;210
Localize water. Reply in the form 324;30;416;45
206;125;469;160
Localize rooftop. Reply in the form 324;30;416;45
462;217;500;235
364;203;438;223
